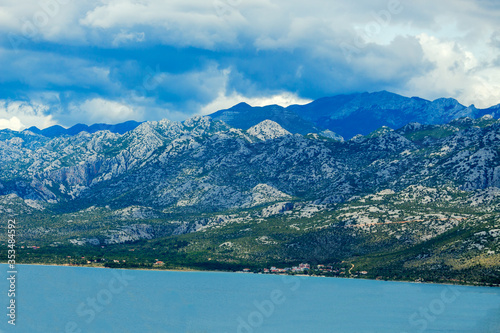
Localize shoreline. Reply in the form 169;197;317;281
3;262;498;288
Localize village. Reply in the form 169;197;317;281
19;244;370;277
241;263;369;277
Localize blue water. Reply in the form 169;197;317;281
0;264;498;333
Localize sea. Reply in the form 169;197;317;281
0;264;498;332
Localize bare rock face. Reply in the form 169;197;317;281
104;224;156;244
261;202;294;217
247;120;291;141
245;184;292;208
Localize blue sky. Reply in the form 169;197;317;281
1;0;500;130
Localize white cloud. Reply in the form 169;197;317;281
0;116;24;131
0;100;56;130
197;66;312;114
404;34;500;108
80;0;244;49
0;5;19;31
200;89;312;115
71;98;143;124
0;0;92;46
112;30;145;47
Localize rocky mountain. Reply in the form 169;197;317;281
1;113;499;285
210;102;320;135
246;120;291;140
211;91;499;139
1;113;500;217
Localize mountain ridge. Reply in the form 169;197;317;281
25;120;143;138
213;91;499;139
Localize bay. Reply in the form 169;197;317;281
0;264;499;333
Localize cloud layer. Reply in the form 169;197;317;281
0;0;499;129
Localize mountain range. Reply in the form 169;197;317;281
212;91;500;138
23;91;500;140
1;91;499;285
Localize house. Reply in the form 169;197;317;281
243;268;251;272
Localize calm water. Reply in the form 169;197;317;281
0;264;498;333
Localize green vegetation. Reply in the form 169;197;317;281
2;186;499;287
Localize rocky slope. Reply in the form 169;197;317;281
1;114;500;213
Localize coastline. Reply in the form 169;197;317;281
3;262;498;288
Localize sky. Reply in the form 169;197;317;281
0;0;500;130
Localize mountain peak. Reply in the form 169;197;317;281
247;120;291;140
183;115;212;127
367;126;394;138
432;97;460;105
210;102;319;135
232;102;252;109
318;129;344;142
